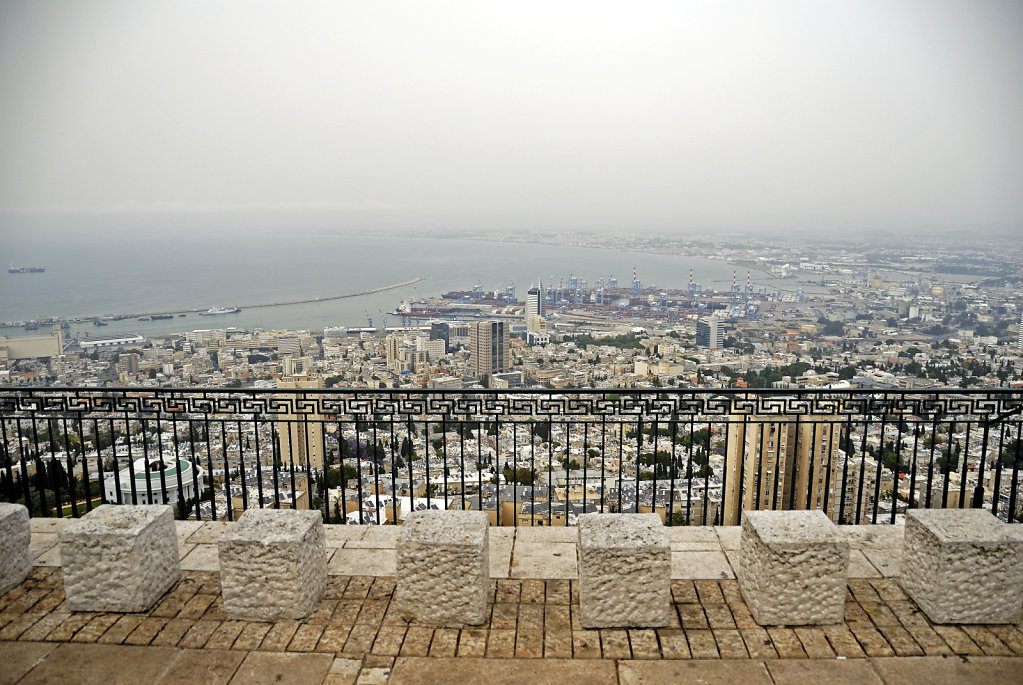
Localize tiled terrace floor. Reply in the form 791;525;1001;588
1;519;1022;683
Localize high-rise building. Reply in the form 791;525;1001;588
722;412;842;525
469;320;510;380
695;316;724;350
276;374;325;471
1019;312;1023;350
525;282;546;320
430;322;451;352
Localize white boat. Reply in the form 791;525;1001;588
199;306;241;316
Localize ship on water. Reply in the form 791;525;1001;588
8;266;45;274
199;306;241;316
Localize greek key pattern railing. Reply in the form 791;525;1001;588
2;387;1021;527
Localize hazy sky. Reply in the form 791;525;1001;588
1;0;1021;234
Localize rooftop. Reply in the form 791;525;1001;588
2;519;1021;684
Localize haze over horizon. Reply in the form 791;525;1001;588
1;0;1021;237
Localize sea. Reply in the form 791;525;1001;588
2;228;766;341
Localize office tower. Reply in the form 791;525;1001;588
1019;313;1023;350
525;282;546;320
430;322;450;352
722;413;842;525
696;316;724;350
469;320;510;379
276;374;325;471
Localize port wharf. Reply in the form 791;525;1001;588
2;277;424;330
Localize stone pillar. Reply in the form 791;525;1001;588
577;513;671;628
59;504;181;612
395;510;489;626
901;508;1023;624
219;508;327;621
0;503;32;596
737;510;848;625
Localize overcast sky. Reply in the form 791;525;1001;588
1;0;1020;235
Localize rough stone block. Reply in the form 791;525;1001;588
0;503;32;596
396;510;489;627
737;510;848;625
219;508;327;621
59;504;181;612
577;513;671;628
900;508;1023;624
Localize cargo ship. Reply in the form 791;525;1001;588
8;266;45;274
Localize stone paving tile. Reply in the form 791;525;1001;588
45;613;93;642
496;579;522;603
156;648;246;685
670;580;699;603
228;650;333;685
515;526;576;543
599;629;631;659
766;658;883;685
205;620;246;650
258;620;299;651
96;614;146;645
400;626;433;657
714;526;741;550
180;544;220;571
677;603;709;630
931;625;984;657
657;629;691;659
0;641;58;685
515;629;543;658
713;628;749;659
546;579;571;605
328;657;363;685
390;656;617;685
124;616;169;646
19;610;71;642
329;549;396;577
518;603;544;631
544;626;572;658
672;551;735;580
628;629;660;659
875;623;924;657
510;542;577;579
150;617;194;647
793;626;835;658
178;620;222;649
871;656;1023;685
686;629;719;659
373;625;407;656
344;526;398;549
485;628;516;658
489;530;515;580
847;621;896;657
620;659;774;684
428;628;458;657
316;624;352;653
569;629;599;658
231;622;271;651
490;602;518;630
988;625;1023;656
704;602;737;629
766;627;806;659
456;627;487;657
960;625;1014;656
17;642;179;685
740;626;778;659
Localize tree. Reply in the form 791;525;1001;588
502;467;536;486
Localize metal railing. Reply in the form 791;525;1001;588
1;387;1021;526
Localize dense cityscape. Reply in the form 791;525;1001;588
3;232;1021;527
